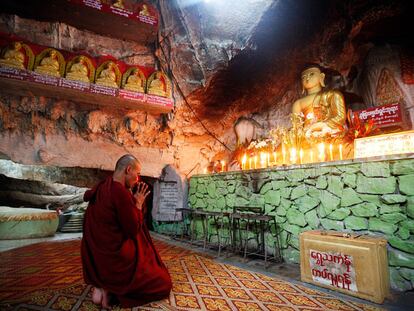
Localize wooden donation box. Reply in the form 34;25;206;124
300;230;389;303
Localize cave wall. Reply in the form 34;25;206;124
0;11;210;178
158;0;414;167
0;0;413;181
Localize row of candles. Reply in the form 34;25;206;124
240;143;344;170
202;143;345;174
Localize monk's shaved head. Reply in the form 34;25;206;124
115;154;141;172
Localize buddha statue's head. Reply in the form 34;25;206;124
301;65;325;94
78;56;86;63
49;50;57;59
12;42;22;51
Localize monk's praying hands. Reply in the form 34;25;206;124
134;182;150;209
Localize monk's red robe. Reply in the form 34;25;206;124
81;176;172;307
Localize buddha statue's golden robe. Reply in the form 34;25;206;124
35;51;61;77
96;64;118;88
300;90;346;137
112;0;124;9
124;73;144;92
148;75;167;97
0;43;25;69
66;58;89;83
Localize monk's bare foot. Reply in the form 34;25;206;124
91;287;103;305
101;288;110;309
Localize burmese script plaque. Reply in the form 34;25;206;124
0;67;31;81
146;94;174;109
59;78;90;92
354;130;414;158
353;103;404;128
110;7;134;18
90;84;118;96
81;0;102;10
157;181;179;221
138;14;157;26
118;89;145;101
28;72;59;86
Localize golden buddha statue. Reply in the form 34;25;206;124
66;56;89;83
0;42;25;69
112;0;124;8
95;62;118;88
292;66;346;140
124;70;145;92
139;4;150;16
148;72;167;97
35;50;61;77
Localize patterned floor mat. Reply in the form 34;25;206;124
0;239;383;310
0;238;197;304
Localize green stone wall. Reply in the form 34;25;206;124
182;157;414;292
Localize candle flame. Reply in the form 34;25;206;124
260;152;267;168
282;144;286;164
290;147;297;164
241;154;247;170
329;143;333;161
318;143;325;162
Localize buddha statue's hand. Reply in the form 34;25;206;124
305;122;333;139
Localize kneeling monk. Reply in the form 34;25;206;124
81;154;172;308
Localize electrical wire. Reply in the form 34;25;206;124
155;0;232;151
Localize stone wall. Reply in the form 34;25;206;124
183;157;414;291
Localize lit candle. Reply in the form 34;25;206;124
290;147;297;164
329;144;333;161
282;144;286;164
273;151;277;164
318;143;325;162
249;157;252;170
254;155;257;169
221;160;225;172
203;167;207;174
267;152;270;167
241;154;247;170
339;144;343;160
260;152;266;168
299;148;303;164
310;149;314;163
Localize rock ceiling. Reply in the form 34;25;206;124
160;0;412;118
